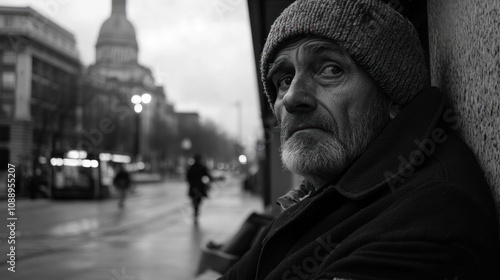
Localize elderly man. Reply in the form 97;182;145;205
220;0;499;279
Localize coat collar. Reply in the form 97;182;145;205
260;88;448;272
331;86;446;200
263;87;446;246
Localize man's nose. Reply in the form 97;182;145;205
282;75;317;113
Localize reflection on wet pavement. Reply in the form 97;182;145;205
0;177;262;279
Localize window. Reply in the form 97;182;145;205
0;149;9;168
2;72;16;90
0;104;13;118
0;125;10;142
5;16;13;26
2;51;16;65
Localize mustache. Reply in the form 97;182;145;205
278;114;337;141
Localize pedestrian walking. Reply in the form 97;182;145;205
113;165;131;208
186;154;212;223
29;167;44;199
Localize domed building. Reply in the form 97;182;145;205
88;0;154;87
96;0;138;64
83;0;178;174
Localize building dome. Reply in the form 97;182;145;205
95;0;138;64
96;14;137;49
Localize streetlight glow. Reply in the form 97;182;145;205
238;154;247;165
130;88;152;161
141;93;152;104
134;104;143;113
181;138;192;150
131;95;142;104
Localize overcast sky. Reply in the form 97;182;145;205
0;0;263;150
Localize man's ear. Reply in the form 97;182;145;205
389;103;402;120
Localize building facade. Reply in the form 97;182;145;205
0;6;81;194
83;0;178;173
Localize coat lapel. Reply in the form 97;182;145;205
257;87;447;278
334;87;446;199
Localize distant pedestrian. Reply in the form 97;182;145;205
113;165;131;208
186;154;212;222
29;167;48;199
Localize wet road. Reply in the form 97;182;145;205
0;176;262;280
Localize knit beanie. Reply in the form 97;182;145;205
261;0;429;108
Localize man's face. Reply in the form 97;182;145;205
268;38;390;186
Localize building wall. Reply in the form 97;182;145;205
79;76;178;174
427;0;500;222
247;0;296;213
79;78;137;155
0;6;81;196
0;49;17;119
0;8;79;60
0;9;81;160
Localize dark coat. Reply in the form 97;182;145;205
220;88;500;280
113;170;130;190
187;162;211;198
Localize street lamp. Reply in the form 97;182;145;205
181;137;192;165
238;154;247;165
235;101;246;170
131;93;152;162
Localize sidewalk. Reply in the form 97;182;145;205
111;177;265;279
168;178;265;279
0;176;263;280
131;172;163;183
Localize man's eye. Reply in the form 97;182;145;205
277;76;293;90
320;65;343;77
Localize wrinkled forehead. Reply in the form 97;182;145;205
272;37;349;62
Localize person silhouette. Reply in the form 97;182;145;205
186;154;212;222
113;165;131;208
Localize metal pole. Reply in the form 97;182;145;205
135;111;141;161
237;101;242;154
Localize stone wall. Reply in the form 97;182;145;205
428;1;500;223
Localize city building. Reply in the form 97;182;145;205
0;6;81;194
0;1;179;196
83;0;178;173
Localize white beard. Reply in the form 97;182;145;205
281;131;349;180
279;102;388;185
